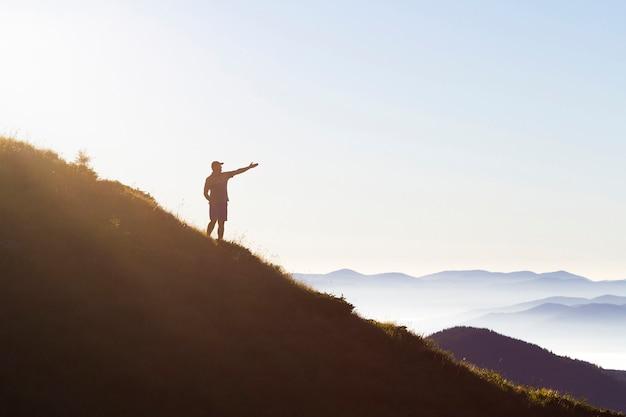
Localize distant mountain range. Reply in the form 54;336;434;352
473;302;626;325
473;295;626;314
430;327;626;414
292;269;626;321
293;269;626;369
466;301;626;364
420;270;591;283
295;269;626;296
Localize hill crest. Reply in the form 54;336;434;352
0;137;617;417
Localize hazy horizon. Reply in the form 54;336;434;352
294;267;626;282
292;268;626;368
3;1;626;279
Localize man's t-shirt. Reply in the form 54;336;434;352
205;172;235;203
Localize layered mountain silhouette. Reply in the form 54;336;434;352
466;301;626;367
430;327;626;414
472;303;626;326
293;269;624;324
3;137;619;416
294;269;626;298
473;295;626;315
420;270;591;283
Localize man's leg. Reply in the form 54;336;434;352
207;220;216;237
217;219;225;240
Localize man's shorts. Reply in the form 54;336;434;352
210;201;228;221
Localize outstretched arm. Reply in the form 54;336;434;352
225;162;259;177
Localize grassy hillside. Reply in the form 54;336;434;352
0;137;618;417
430;327;626;414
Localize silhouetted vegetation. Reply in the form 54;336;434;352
431;327;626;414
0;137;619;417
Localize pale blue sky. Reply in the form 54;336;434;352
2;1;626;278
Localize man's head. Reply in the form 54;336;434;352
211;161;223;173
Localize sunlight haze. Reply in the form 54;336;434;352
2;1;626;279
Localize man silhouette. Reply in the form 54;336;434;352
204;161;258;240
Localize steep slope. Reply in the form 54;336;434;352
0;137;617;417
430;327;626;414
